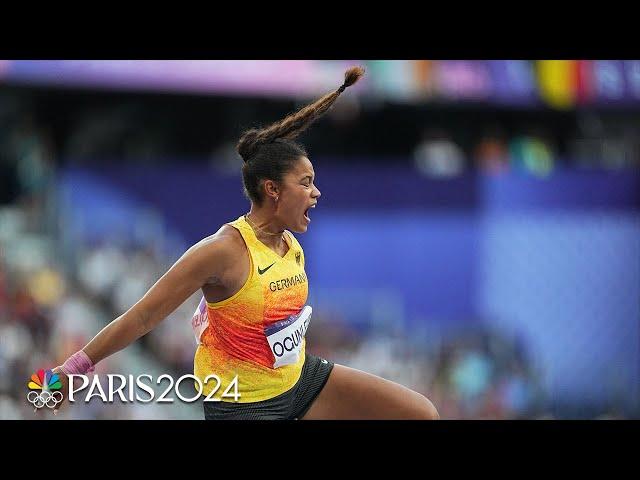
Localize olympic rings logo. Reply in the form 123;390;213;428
27;390;64;409
28;369;64;410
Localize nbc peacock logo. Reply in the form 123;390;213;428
27;369;64;409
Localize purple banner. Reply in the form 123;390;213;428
434;60;492;100
486;60;539;105
593;60;627;104
0;60;361;97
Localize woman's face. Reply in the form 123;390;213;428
275;156;321;233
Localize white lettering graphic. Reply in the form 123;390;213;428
67;374;90;402
63;374;240;404
108;374;128;402
191;297;209;344
265;306;312;368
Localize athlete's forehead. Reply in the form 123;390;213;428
289;156;315;179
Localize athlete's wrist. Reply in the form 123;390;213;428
60;350;96;375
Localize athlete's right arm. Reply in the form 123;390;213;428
77;232;239;366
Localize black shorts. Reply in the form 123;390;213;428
202;353;334;420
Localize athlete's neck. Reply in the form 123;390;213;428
246;207;287;251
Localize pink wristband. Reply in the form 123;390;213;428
60;350;95;375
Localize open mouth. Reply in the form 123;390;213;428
303;204;316;223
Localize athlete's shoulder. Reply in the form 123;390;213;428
179;224;245;275
195;224;246;257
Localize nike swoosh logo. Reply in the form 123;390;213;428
258;262;276;275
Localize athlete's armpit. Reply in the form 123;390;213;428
133;232;241;332
203;275;222;287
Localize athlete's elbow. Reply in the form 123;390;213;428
128;304;154;337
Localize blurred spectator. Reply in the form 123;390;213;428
414;128;466;177
10;114;55;231
77;242;128;300
450;349;493;412
27;266;66;310
112;248;162;314
12;282;51;350
509;128;555;177
498;363;536;418
474;126;510;174
570;113;640;170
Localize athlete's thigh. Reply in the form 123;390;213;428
301;364;439;420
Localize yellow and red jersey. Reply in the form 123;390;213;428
192;215;309;402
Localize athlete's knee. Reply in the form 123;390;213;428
414;393;439;420
425;399;440;420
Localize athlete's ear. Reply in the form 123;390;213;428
263;179;280;201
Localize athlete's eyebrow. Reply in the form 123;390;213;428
300;175;313;182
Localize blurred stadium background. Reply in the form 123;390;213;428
0;60;638;420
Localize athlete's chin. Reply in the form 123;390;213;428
286;215;310;234
289;223;308;234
